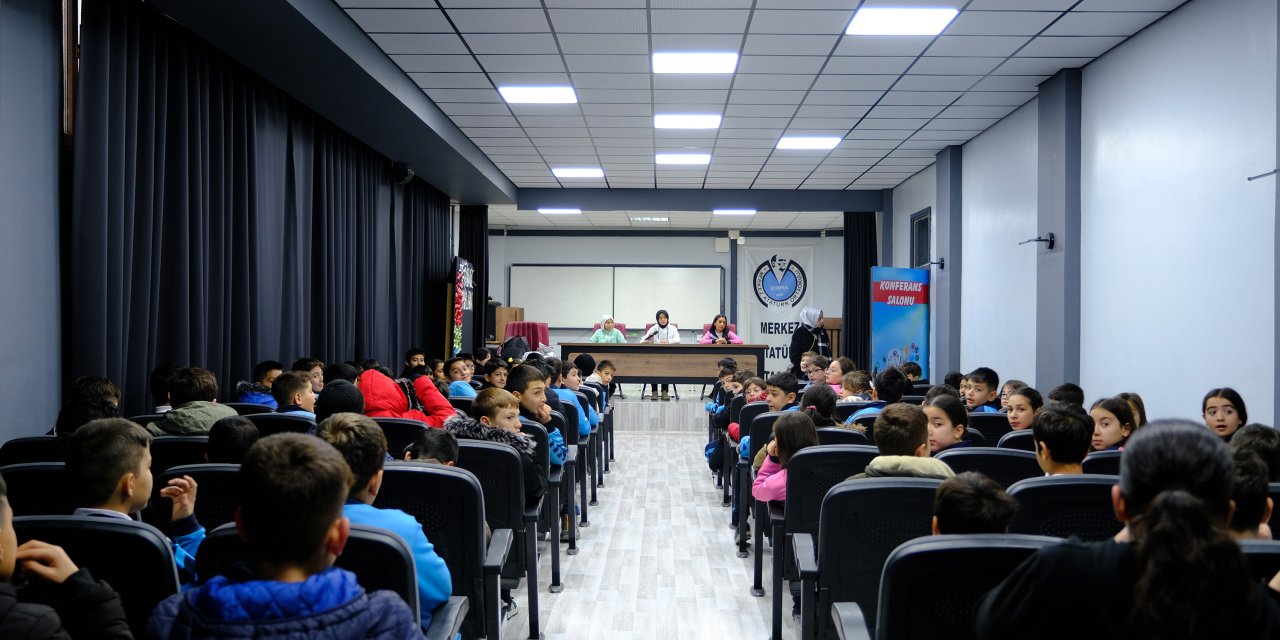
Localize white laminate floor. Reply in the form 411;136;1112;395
505;398;796;640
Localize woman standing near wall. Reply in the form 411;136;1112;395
788;307;831;377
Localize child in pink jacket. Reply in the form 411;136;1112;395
752;412;820;502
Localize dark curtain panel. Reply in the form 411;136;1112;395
457;204;489;354
70;0;451;415
842;212;878;370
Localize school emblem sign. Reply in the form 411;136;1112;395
739;247;816;376
753;255;808;308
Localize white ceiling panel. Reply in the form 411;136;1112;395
424;87;502;102
743;34;839;56
952;91;1038;106
945;11;1061;36
548;9;648;33
749;10;853;35
371;33;468;55
347;9;453;33
733;74;817;91
991;57;1092;75
447;9;551;32
738;56;828;74
477;55;566;72
463;33;561;55
394;55;483;73
893;75;982;91
1016;36;1127;57
557;34;649;54
907;56;1005;75
408;72;492;88
1043;11;1165;36
1073;0;1186;10
651;10;751;33
564;55;650;73
834;36;933;57
926;36;1031;57
810;74;897;91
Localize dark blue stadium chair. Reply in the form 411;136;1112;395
996;429;1035;451
935;448;1041;489
966;413;1013;445
150;435;208;473
817;428;870;446
245;413;314;436
1082;450;1122;475
1007;474;1122;541
223;402;274;415
0;436;64;466
1;462;77;515
371;417;429;458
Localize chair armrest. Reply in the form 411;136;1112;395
548;466;563;485
423;596;470;640
564;447;577;464
831;602;872;640
524;498;544;522
793;533;819;578
484;528;514;574
769;501;785;527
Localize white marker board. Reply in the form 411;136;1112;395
507;264;725;330
508;266;613;329
612;266;723;332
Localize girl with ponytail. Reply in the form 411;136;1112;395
977;420;1280;640
799;383;838;428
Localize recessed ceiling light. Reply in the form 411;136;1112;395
652;52;738;74
552;167;604;178
654;114;722;129
776;136;842;150
655;153;712;165
498;86;578;104
846;8;959;36
538;208;581;214
714;209;756;216
630;216;669;223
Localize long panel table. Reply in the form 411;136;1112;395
558;343;767;384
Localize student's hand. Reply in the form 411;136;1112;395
16;540;79;584
767;441;778;457
161;475;199;521
536;404;552;424
715;338;727;344
659;339;669;344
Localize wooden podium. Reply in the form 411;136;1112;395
493;307;524;342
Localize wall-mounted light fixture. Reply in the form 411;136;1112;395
1019;233;1056;250
930;258;945;270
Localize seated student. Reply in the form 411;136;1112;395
1091;396;1136;452
480;360;509;390
963;367;1002;413
727;375;767;442
838;371;872;403
850;404;956;481
1233;424;1280;482
746;373;803;471
67;419;204;582
977;421;1280;639
1048;382;1086;408
701;314;743;345
444;357;478;398
291;358;325;395
404;427;459;466
548;361;591;438
589;315;627;344
207;416;260;464
924;383;962;403
151;363;180;414
507;364;567;466
315;379;365;424
844;366;909;426
1204;387;1248;442
561;360;601;431
357;367;456;428
1117;391;1148;428
444;388;546;508
324;362;360;386
401;348;426;379
901;361;923;383
271;372;317;421
705;366;737;415
148;434;420;637
924;395;971;455
54;376;122;436
710;372;745;435
0;473;132;639
235;360;283;409
799;383;839;428
1006;387;1044;432
803;355;831;388
147;368;237;436
532;360;566;417
825;357;857;393
585;359;619;402
999;380;1029;412
942;370;963;390
752;412;820;503
1032;402;1093;476
426;359;446;382
932;472;1019;535
456;353;477;380
318;413;452;629
1229;450;1273;541
474;348;493;370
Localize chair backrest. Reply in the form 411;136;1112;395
519;420;552;473
448;396;474;416
13;515;179;634
574;391;593;421
911;382;933;395
1;462;78;515
455;440;528;579
1082;450;1122;476
728;394;747;425
592;322;627;333
817;428;870;446
128;414;166;427
1007;474;1122;541
245;413;315;436
644;322;678;332
371;417;428;458
737;401;770;440
377;463;490;638
900;395;925;405
876;534;1062;640
150;436;209;473
0;436;65;466
1239;539;1280;585
145;463;242;531
834;402;870;422
854;414;877;436
747;412;785;462
702;322;738;334
817;478;942;630
963;428;986;446
196;522;421;627
935;448;1041;489
996;429;1035;451
967;413;1012;444
557;403;581;446
223;402;274;415
785;445;881;549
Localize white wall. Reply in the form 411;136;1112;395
1080;0;1276;424
959;101;1039;387
891;165;937;270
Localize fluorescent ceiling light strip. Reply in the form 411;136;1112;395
713;209;756;216
652;52;738;74
538;208;581;214
630;217;669;222
552;167;604;178
846;8;959;36
776;136;841;150
497;86;578;104
654;114;722;129
655;153;712;165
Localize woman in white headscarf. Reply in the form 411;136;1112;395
589;314;626;343
789;306;831;376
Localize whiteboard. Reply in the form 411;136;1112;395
613;267;724;332
508;266;613;329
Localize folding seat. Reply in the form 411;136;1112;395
143;463;241;531
1239;539;1280;585
996;430;1035;451
372;417;429;458
967;413;1012;444
1;462;78;515
149;435;208;473
0;436;64;466
739;410;781;559
1081;450;1122;475
817;428;870;446
1007;475;1122;541
448;396;474;416
935;448;1041;489
223;402;274;415
245;412;314;436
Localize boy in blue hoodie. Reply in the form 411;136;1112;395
318;413;452;630
271;372;317;421
147;433;420;638
844;366;909;425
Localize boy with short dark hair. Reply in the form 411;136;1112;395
147;434;420;637
150;363;180;413
964;367;1001;413
271;372;317;420
207;416;260;464
236;360;284;409
444;388;546;508
404;429;459;466
1047;383;1085;407
1229;450;1274;540
1031;403;1093;475
851;404;955;480
932;472;1019;534
147;368;237;436
0;472;132;638
1232;424;1280;482
67;419;205;581
402;348;426;378
318;414;452;629
943;371;963;390
315;379;365;424
507;365;567;465
481;360;510;390
901;361;923;382
764;372;802;414
844;366;908;424
585;360;619;401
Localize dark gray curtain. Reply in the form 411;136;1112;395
842;212;878;370
70;0;451;415
457;204;489;354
